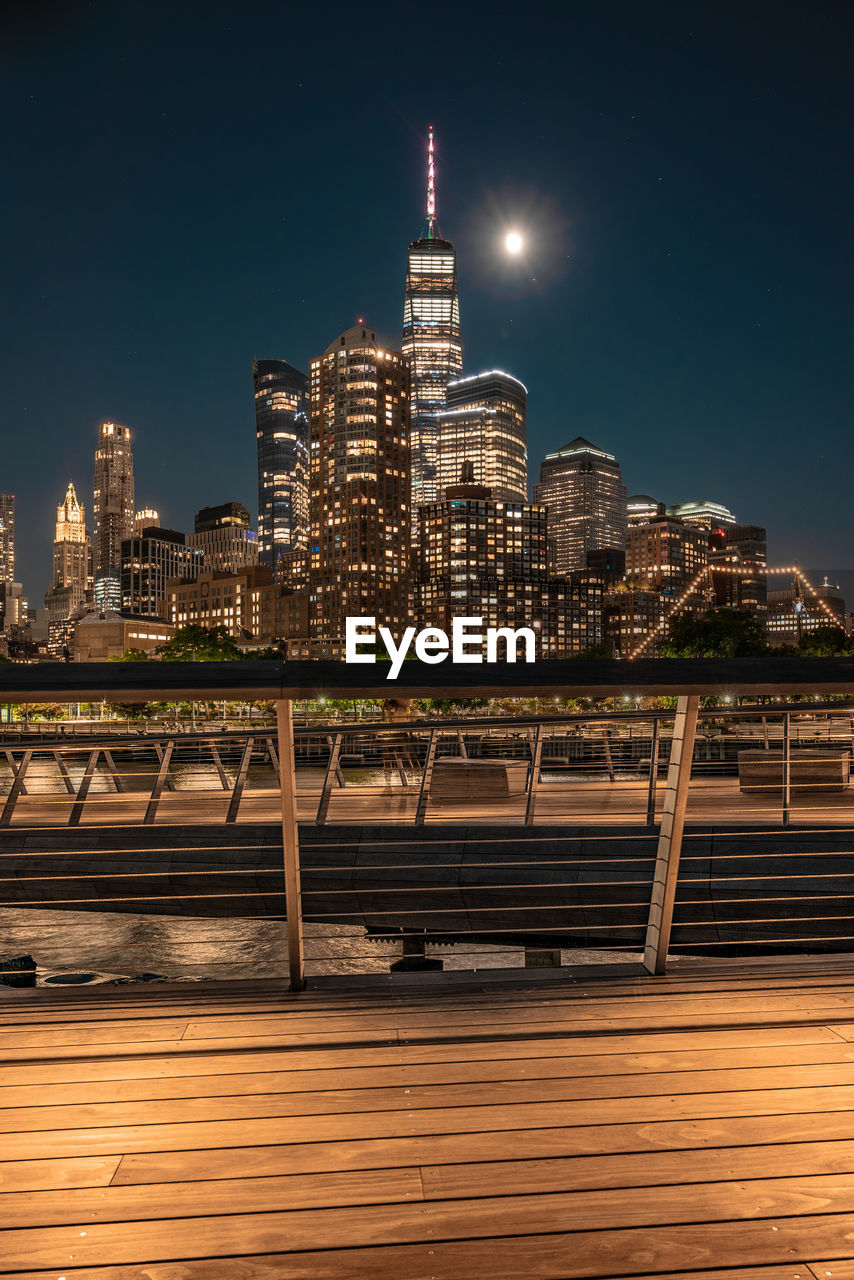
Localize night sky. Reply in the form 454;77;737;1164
2;0;852;599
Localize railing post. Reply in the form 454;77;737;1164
276;699;304;990
415;728;438;825
53;750;75;795
643;695;699;975
102;749;125;793
209;740;230;790
226;737;254;824
69;748;100;827
0;749;33;827
3;750;28;795
144;740;174;825
154;742;176;790
646;716;660;827
316;732;343;825
782;711;791;828
266;735;280;781
525;723;543;826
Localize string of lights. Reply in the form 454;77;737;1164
628;565;842;660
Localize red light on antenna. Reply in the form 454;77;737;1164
357;316;364;324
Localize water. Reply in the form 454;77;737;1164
0;906;640;987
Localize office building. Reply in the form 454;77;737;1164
667;499;737;532
627;494;664;527
121;525;203;617
605;584;668;657
766;577;846;647
252;358;309;572
188;501;258;573
417;474;602;655
402;127;463;510
435;370;527;502
709;524;768;615
533;437;627;573
92;422;134;609
45;481;91;626
133;509;159;533
73;610;175;662
625;515;710;601
307;323;411;648
0;494;14;584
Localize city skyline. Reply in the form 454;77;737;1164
2;1;851;596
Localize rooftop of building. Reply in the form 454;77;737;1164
544;436;616;462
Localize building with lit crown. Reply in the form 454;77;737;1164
435;370;527;502
45;482;91;629
534;437;627;573
307;323;411;649
92;422;134;609
666;499;736;532
188;502;258;573
252;358;309;572
627;494;664;527
402;128;462;511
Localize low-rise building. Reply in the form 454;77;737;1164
73;610;175;661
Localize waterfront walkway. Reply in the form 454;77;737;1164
6;774;854;826
3;959;854;1275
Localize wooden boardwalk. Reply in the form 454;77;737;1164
4;959;854;1276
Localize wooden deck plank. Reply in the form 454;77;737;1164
3;1196;854;1272
4;1050;854;1115
0;1156;121;1194
112;1108;854;1183
420;1139;854;1199
5;964;854;1277
6;1065;854;1133
0;1167;423;1229
0;1024;839;1089
0;1255;815;1280
9;1081;854;1160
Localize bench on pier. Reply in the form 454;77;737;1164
429;757;530;801
737;747;850;794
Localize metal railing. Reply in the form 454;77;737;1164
3;658;854;992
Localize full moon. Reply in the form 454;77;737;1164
505;230;523;254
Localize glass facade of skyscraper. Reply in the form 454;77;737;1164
401;131;462;511
534;437;627;574
307;324;411;648
252;358;309;573
435;370;527;501
92;422;134;609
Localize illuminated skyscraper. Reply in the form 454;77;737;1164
307;323;411;649
534;437;627;573
53;482;90;593
92;422;134;609
402;127;462;510
435;370;527;502
45;481;92;632
0;494;13;584
252;358;309;573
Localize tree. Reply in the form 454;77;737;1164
657;609;769;658
108;648;149;662
796;625;852;656
156;625;242;662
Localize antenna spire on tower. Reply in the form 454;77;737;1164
426;125;436;237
